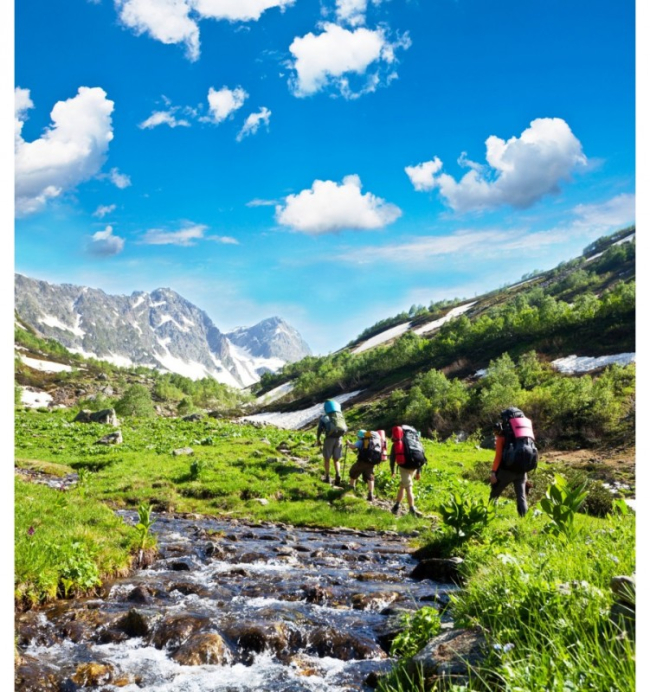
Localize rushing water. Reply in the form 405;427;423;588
16;512;455;691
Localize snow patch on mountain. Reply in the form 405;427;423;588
413;302;477;336
19;355;73;373
351;323;411;354
241;390;363;430
551;353;635;374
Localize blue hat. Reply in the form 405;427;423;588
357;429;366;439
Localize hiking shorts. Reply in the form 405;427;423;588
398;466;417;489
322;436;343;461
349;460;376;482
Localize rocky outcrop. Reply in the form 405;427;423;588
95;430;123;445
74;408;119;426
410;557;464;584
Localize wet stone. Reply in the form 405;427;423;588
170;560;193;571
238;551;265;563
151;614;210;650
351;591;400;611
169;582;211;597
14;656;61;692
171;632;230;666
71;662;114;687
127;585;153;604
308;627;387;661
302;584;333;604
114;608;160;637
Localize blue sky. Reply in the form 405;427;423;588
14;0;635;353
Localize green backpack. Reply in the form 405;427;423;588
324;411;348;437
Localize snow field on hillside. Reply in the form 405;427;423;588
241;390;363;430
551;353;635;374
19;355;73;373
413;301;477;335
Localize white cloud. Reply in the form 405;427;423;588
236;106;271;141
207;235;240;244
275;174;401;234
573;193;635;229
115;0;200;61
246;198;277;207
408;118;588;213
404;157;443;191
88;225;125;256
288;22;410;98
15;86;114;216
205;86;247;123
141;223;208;246
93;204;117;218
335;0;368;26
107;167;132;188
139;110;191;129
190;0;295;22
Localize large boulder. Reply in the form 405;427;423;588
406;628;487;687
74;408;119;426
151;614;210;650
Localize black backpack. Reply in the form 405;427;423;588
358;431;384;465
500;408;538;474
401;425;427;470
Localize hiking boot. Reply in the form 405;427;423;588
334;474;341;487
367;492;374;502
324;475;331;485
391;502;400;515
409;506;423;518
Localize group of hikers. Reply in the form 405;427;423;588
316;399;539;518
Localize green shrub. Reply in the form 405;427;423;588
438;491;495;541
540;475;588;540
115;385;156;418
390;607;442;657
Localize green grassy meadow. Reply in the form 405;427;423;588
15;408;635;690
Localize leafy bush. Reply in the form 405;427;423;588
540;475;588;540
438;491;495;541
390;606;442;657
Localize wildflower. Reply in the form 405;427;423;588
503;643;515;653
27;526;35;536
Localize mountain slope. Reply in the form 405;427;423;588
14;275;311;388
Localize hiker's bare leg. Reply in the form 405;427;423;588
406;486;415;508
323;456;331;480
395;487;405;505
367;480;374;499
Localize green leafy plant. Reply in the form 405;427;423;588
390;606;442;657
540;475;588;540
189;458;206;480
135;503;155;559
438;491;496;541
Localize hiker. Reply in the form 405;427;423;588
390;425;426;517
316;399;348;485
346;429;386;502
489;406;538;517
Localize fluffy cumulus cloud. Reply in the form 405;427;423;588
275;174;401;234
407;118;588;213
115;0;200;61
15;86;114;216
88;225;125;256
190;0;294;22
236;107;271;141
114;0;294;59
139;110;191;129
93;204;117;218
205;86;247;123
335;0;368;26
404;157;443;192
288;22;410;98
207;234;239;244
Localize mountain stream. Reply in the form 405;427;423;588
16;511;454;691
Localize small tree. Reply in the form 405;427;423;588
115;384;155;418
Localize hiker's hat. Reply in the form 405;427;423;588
357;429;366;438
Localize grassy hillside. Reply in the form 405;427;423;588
252;228;635;447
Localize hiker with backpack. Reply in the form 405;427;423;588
390;426;426;517
489;406;538;517
346;429;387;502
316;399;348;486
